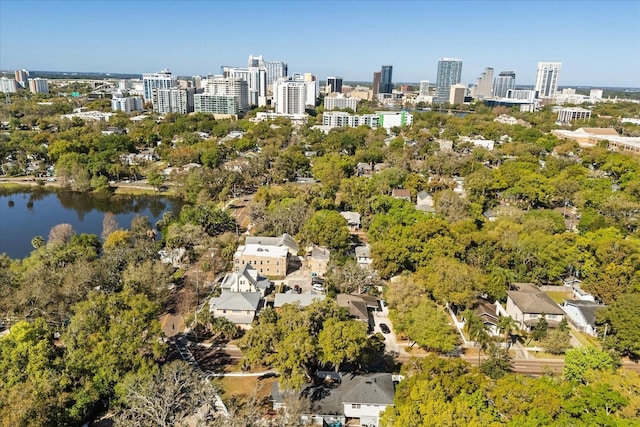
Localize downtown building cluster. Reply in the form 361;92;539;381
1;56;616;132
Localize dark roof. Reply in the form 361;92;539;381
271;373;395;414
336;294;369;321
340;373;395;405
564;300;604;328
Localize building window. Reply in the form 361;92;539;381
352;404;361;409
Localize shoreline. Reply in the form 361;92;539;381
0;177;175;196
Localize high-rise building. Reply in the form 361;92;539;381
28;78;48;94
273;78;307;115
264;61;288;85
379;65;393;94
0;77;17;93
326;76;343;94
14;69;29;88
142;69;177;102
492;71;516;98
204;76;249;112
419;80;430;96
435;58;462;104
449;84;467;105
153;87;194;114
470;67;494;99
111;96;144;113
248;54;264;68
372;71;381;97
534;62;561;98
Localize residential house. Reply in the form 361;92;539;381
355;162;373;177
340;211;361;231
271;372;396;427
208;290;261;330
308;246;330;277
563;300;604;337
572;284;596;302
273;293;325;311
245;233;299;256
355;245;373;269
391;189;411;201
505;283;565;330
233;244;289;279
474;299;500;336
336;294;379;329
415;191;435;213
220;263;271;296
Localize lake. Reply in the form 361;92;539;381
0;189;184;259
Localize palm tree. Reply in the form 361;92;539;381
497;315;520;348
464;309;490;365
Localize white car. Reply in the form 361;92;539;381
312;283;325;292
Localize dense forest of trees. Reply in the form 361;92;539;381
1;91;639;425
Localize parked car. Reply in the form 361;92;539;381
311;277;324;285
312;283;325;292
379;323;391;334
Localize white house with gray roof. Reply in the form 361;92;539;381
271;372;396;427
209;290;261;330
220;263;271;296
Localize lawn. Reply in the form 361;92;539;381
219;375;278;401
546;290;572;304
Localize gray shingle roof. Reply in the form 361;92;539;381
564;300;604;328
507;285;565;316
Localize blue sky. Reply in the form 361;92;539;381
1;0;639;87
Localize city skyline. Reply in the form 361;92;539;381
1;1;639;87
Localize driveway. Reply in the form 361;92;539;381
372;305;407;356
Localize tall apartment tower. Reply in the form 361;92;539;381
419;80;430;96
205;76;250;112
534;62;561;98
379;65;393;94
372;71;381;97
264;61;288;85
435;58;463;104
470;67;494;99
273;79;307;115
0;77;18;93
492;71;516;98
142;69;177;102
14;69;29;88
28;78;49;94
326;77;343;94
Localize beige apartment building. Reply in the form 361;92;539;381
233;244;289;279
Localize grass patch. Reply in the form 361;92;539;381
529;351;566;359
219;375;278;401
546;290;571;304
572;330;600;347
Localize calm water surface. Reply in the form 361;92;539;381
0;189;183;259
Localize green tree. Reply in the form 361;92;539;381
298;210;351;253
63;290;165;419
598;293;640;360
564;347;619;383
318;318;369;372
400;300;459;353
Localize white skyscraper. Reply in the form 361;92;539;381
419;80;430;96
273;78;307;115
142;69;177;102
534;62;561;98
111;96;144;113
204;76;249;112
0;77;17;93
153;87;194;114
